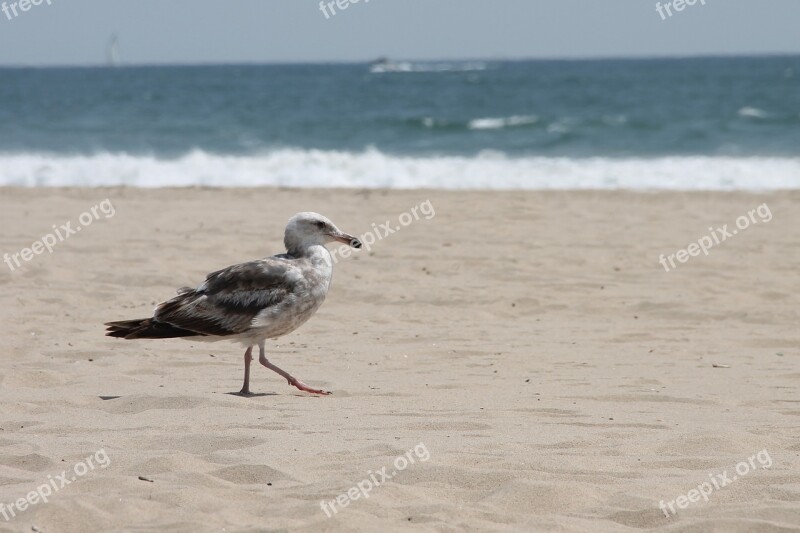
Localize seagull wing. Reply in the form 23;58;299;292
153;257;303;337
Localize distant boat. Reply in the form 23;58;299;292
368;57;413;73
369;57;487;74
107;34;121;67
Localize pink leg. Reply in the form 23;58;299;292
239;346;253;395
258;343;330;395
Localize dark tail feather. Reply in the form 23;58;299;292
105;318;202;339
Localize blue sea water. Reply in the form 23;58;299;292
0;56;798;189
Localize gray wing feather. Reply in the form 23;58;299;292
154;258;304;336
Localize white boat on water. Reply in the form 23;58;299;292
107;34;121;67
369;58;487;74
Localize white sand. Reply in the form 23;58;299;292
0;188;798;532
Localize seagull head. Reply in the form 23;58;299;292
284;212;362;254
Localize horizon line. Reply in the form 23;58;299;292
0;51;798;69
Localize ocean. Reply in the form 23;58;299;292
1;56;798;189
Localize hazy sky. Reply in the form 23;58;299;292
0;0;798;66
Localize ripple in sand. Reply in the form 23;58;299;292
95;395;207;414
210;464;292;485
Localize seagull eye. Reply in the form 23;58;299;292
314;221;326;230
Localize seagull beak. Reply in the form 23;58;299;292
331;231;362;249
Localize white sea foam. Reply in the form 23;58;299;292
738;107;769;119
0;149;798;190
468;115;539;130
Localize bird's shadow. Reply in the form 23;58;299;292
225;391;278;398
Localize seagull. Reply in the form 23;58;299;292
105;212;362;396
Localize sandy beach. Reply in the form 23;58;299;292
0;187;799;532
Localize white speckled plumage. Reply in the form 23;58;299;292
105;212;362;395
